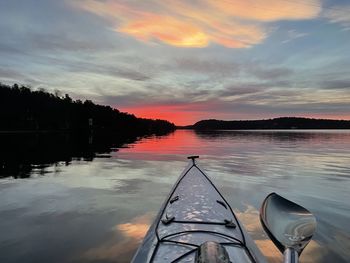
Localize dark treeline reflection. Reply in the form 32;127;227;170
0;130;172;179
0;83;176;179
194;129;349;142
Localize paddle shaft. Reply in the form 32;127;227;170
283;248;298;263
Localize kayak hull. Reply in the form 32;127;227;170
132;159;267;263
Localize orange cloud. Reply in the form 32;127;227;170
206;0;321;22
118;15;209;48
72;0;321;48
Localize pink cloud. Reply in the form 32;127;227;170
72;0;321;48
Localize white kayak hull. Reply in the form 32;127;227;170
132;158;267;263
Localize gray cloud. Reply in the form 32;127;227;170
64;61;153;82
282;30;309;44
0;43;22;55
323;5;350;30
249;66;294;80
0;68;44;87
28;33;115;52
172;58;241;76
186;98;350;116
165;57;294;82
96;79;349;114
319;79;350;90
219;87;261;97
0;68;28;81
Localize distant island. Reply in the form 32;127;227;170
0;83;175;135
187;117;350;130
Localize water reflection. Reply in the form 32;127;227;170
194;129;350;142
0;129;349;263
0;131;171;178
82;213;153;263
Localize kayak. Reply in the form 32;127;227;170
131;156;267;263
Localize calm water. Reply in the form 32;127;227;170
0;130;349;263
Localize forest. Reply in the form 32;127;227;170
191;117;350;130
0;83;175;135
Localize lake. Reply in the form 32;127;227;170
0;129;349;263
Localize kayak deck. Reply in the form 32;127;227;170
132;158;266;263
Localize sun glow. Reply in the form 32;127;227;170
120;104;214;126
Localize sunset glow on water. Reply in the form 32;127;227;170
1;130;349;263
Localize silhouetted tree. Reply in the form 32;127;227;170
191;117;350;130
0;83;175;134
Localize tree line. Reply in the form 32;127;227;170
191;117;350;130
0;83;175;135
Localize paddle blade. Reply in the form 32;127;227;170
260;193;316;254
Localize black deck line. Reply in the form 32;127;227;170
160;230;243;245
160;239;199;248
171;248;198;263
169;220;233;226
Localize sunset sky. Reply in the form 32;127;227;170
1;0;350;125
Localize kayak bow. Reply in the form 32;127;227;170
131;156;267;263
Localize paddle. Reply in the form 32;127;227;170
260;193;317;263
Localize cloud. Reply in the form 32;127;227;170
249;65;294;80
319;79;350;90
33;55;153;82
220;86;261;97
27;32;114;52
172;58;241;75
324;5;350;30
72;0;321;48
282;29;309;44
206;0;321;22
119;15;209;48
159;56;294;83
110;85;350;125
0;68;43;86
